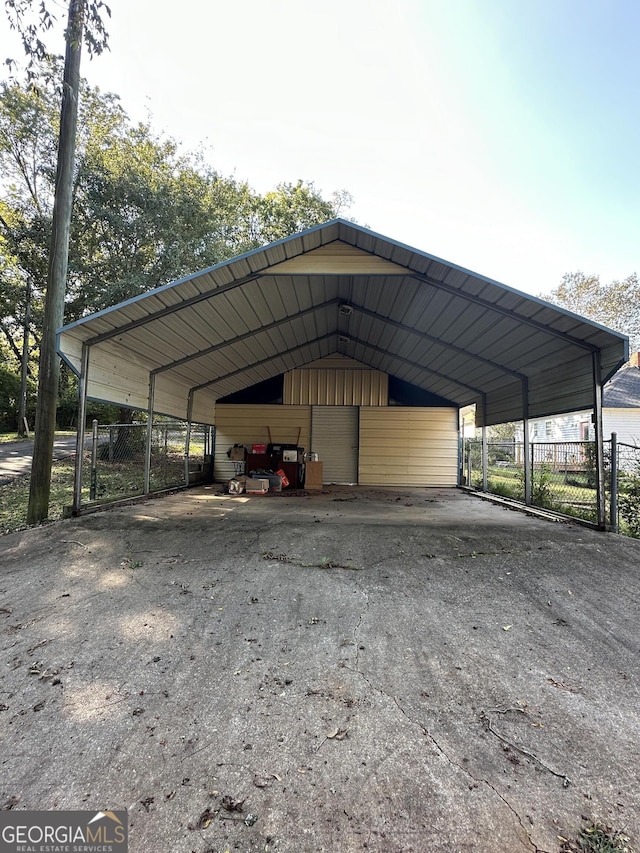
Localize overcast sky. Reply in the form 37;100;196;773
2;0;639;296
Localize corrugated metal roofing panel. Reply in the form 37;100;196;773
58;219;628;427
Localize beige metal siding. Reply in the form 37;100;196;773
191;390;216;426
86;344;152;412
285;367;387;406
311;407;359;483
268;241;407;274
359;407;458;486
214;404;311;482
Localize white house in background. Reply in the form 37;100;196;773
515;354;640;447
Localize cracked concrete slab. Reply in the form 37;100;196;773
1;485;639;852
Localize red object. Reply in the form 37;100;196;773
252;444;267;454
275;468;290;488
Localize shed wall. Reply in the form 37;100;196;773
359;407;459;486
213;404;311;482
284;366;387;406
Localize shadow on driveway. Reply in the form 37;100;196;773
1;485;638;852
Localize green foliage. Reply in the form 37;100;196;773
486;422;517;442
4;0;110;79
1;69;353;331
560;820;634;852
0;364;35;429
545;270;640;354
530;465;554;507
486;476;522;500
618;467;640;537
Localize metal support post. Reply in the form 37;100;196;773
144;374;155;495
481;393;488;492
89;419;98;500
481;425;488;492
185;391;194;487
72;343;89;513
522;378;531;505
610;432;618;533
592;352;606;529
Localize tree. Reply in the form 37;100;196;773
249;180;348;246
0;78;55;384
1;37;353;516
544;271;640;355
66;120;254;318
4;0;110;523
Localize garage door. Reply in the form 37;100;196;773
311;406;359;484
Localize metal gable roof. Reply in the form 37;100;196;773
57;219;629;426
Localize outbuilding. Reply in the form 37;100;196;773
57;219;628;524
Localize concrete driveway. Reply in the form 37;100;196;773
1;486;638;852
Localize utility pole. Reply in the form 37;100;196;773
27;0;84;523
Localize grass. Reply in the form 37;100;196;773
0;452;189;536
0;459;76;534
473;464;599;521
560;821;634;852
0;431;32;443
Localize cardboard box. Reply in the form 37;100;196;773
245;477;269;494
304;461;323;490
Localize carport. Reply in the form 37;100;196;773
57;219;628;525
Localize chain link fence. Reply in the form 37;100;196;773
613;441;640;536
463;437;640;533
464;439;619;528
78;420;213;508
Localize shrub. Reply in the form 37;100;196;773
618;468;640;537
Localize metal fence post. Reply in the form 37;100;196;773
73;343;89;514
89;419;98;500
481;427;488;492
184;392;194;487
610;432;618;533
144;374;155;495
